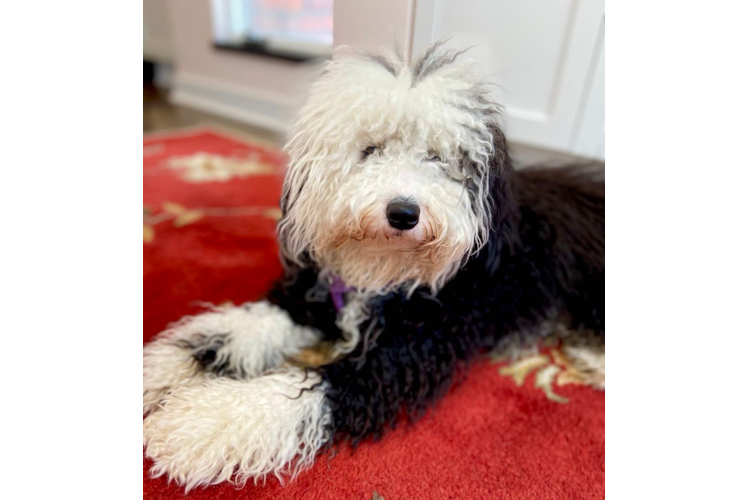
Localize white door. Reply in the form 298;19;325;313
412;0;605;158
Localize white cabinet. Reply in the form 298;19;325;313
412;0;605;159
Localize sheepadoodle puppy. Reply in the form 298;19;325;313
143;42;605;491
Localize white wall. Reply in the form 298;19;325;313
334;0;415;56
143;0;173;63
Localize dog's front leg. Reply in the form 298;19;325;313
144;325;470;490
143;301;320;414
143;367;331;490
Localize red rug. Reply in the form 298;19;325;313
143;128;605;500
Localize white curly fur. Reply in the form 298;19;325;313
143;301;319;414
143;369;330;491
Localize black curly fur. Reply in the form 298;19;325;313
175;333;242;378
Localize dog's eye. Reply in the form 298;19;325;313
427;152;442;162
362;145;379;158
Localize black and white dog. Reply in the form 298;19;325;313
143;43;605;490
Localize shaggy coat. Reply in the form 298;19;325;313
142;43;604;490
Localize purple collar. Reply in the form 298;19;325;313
330;276;354;312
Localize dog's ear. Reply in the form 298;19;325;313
277;157;315;272
483;123;519;274
277;179;294;266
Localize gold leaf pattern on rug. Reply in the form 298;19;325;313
174;210;204;227
166;152;276;183
550;348;587;387
162;201;186;215
143;203;280;242
143;224;154;244
553;346;605;389
495;346;600;403
499;354;550;386
372;491;386;500
262;207;283;221
534;364;568;403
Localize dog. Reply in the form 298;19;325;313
143;42;605;491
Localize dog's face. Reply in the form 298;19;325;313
279;45;508;294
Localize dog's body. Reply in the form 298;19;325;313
143;44;604;490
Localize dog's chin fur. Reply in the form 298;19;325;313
315;191;479;294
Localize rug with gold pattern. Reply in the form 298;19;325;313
143;127;604;500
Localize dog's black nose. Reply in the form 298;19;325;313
386;200;420;230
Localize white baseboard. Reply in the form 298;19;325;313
169;72;294;134
153;63;173;89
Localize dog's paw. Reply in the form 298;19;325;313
195;301;320;378
143;369;331;490
143;301;320;415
